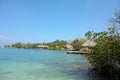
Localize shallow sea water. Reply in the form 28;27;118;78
0;48;90;80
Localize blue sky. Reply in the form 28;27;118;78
0;0;120;46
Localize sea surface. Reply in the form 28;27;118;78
0;48;95;80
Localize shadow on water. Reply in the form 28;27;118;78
43;62;120;80
66;66;120;80
68;66;120;80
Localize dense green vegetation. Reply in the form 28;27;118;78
85;10;120;78
4;40;68;50
47;40;67;50
5;38;87;50
4;43;39;49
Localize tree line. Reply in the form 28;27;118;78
4;39;86;50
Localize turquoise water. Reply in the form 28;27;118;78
0;48;90;80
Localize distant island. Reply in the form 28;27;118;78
4;38;97;54
4;38;86;50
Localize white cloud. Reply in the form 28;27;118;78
0;35;16;41
0;35;17;46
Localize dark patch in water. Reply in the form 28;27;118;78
0;58;10;61
0;72;12;75
43;62;114;80
43;62;90;75
43;62;75;69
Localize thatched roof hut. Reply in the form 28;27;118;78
65;43;73;50
81;40;96;47
37;45;49;49
80;40;96;52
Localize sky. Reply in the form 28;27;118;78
0;0;120;46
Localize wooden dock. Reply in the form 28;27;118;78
66;51;89;54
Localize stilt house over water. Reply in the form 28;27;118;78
37;45;49;49
80;40;96;52
65;43;73;50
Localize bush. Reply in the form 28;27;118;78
88;37;120;73
85;10;120;77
